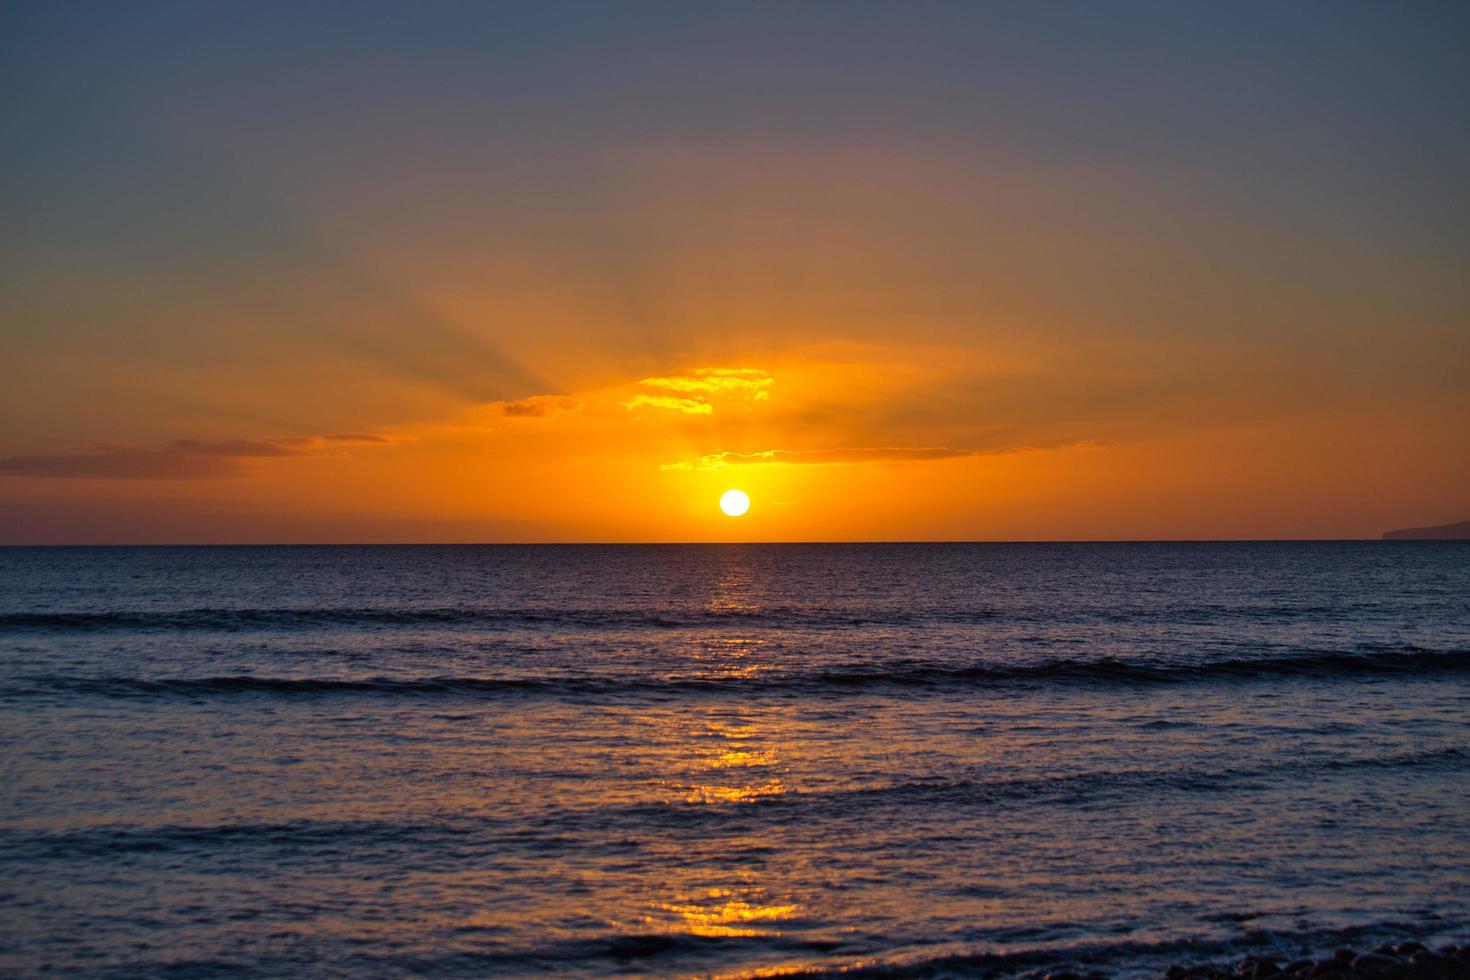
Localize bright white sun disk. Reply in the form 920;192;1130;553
719;489;751;517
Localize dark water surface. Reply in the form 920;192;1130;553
2;543;1468;977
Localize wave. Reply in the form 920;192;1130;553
15;747;1464;857
23;872;1459;979
610;745;1470;827
80;922;1470;979
771;920;1470;979
0;607;698;631
0;818;442;859
11;647;1467;702
0;605;931;633
804;647;1470;685
6;600;1454;634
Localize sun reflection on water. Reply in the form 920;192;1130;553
683;780;787;804
633;551;810;947
650;887;799;938
684;636;769;680
706;748;777;769
705;550;762;615
673;716;788;805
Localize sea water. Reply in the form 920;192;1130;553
2;543;1467;976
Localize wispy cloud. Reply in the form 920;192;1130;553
663;442;1110;471
168;439;303;457
319;433;391;443
638;368;773;398
0;434;391;480
624;368;772;414
623;394;714;415
486;395;583;418
271;433;398;451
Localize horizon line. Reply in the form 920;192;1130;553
1;537;1454;548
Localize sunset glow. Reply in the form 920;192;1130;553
1;4;1465;544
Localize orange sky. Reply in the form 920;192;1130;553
2;4;1466;542
3;340;1464;542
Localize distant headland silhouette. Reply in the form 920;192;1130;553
1382;519;1470;540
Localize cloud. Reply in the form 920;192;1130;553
273;433;397;450
623;394;714;415
169;439;303;457
624;368;772;414
662;441;1111;471
320;433;391;443
0;447;264;480
664;447;977;470
0;433;394;480
486;395;583;418
638;368;774;398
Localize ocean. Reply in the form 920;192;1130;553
1;542;1467;977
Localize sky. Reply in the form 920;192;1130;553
2;1;1467;543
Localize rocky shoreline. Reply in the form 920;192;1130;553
1151;941;1470;980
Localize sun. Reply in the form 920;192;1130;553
719;489;751;517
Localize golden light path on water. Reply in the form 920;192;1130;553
639;551;804;946
648;709;796;942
